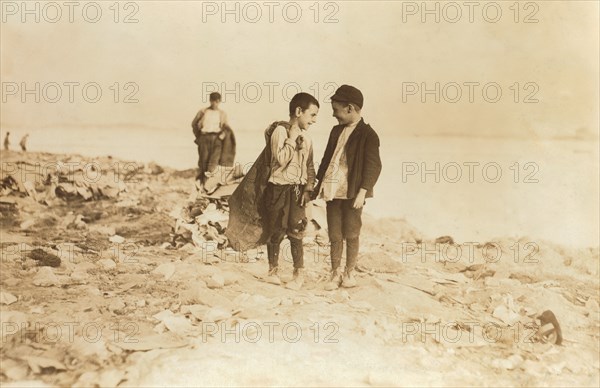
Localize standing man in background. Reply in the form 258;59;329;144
191;92;233;191
3;132;10;151
19;134;29;152
313;85;382;290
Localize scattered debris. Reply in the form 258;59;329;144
0;151;597;386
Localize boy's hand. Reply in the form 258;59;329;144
352;189;367;209
301;192;312;207
288;125;301;141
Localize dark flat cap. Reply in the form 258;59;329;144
330;84;363;109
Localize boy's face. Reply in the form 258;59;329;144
331;101;353;125
210;99;221;109
297;104;319;130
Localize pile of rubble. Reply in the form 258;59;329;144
166;180;337;259
169;194;231;251
0;156;134;205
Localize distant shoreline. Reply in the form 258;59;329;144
2;123;598;142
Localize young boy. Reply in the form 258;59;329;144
313;85;382;290
263;93;319;290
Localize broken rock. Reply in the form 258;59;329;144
97;259;117;270
206;273;225;289
0;291;18;305
29;249;61;268
151;263;176;281
109;235;126;244
70;271;90;284
32;267;59;287
203;307;232;323
108;298;126;314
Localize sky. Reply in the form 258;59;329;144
1;0;599;139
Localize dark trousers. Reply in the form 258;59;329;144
264;183;307;269
326;199;363;272
196;133;220;183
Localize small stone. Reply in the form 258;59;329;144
435;236;454;244
85;286;102;296
109;298;126;313
331;290;350;303
20;219;35;230
75;262;96;272
206;273;225;289
492;304;520;326
97;259;117;270
32;267;59;287
151;263;176;281
585;297;599;312
484;277;500;287
506;354;523;370
29;306;45;314
73;215;88;230
0;291;18;305
92;225;116;236
76;371;100;387
491;354;523;370
203;307;232;322
29;248;61;267
146;162;164;175
109;235;125;244
222;271;240;286
70;271;90;284
135;299;146;307
546;362;567;375
492;358;514;370
4;278;20;287
498;278;521;287
1;358;29;380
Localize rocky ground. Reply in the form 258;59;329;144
0;151;599;387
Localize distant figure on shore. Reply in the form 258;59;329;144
20;134;29;151
3;132;9;150
191;92;235;192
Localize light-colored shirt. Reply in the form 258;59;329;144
319;119;360;201
192;107;228;135
202;109;222;133
268;125;313;186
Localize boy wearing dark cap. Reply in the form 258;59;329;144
313;85;382;290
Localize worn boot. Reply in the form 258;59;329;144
265;243;281;285
341;268;357;288
265;266;281;285
286;268;304;290
324;268;343;291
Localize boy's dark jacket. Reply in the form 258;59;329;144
226;121;290;251
314;118;382;199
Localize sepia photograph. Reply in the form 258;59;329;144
1;0;599;386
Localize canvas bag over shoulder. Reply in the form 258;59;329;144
225;121;291;251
